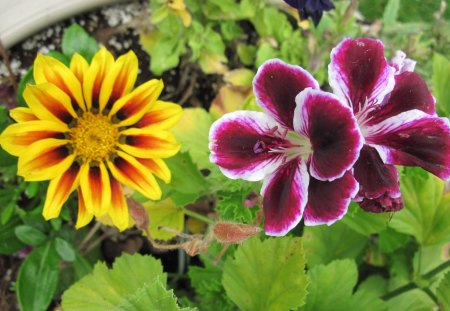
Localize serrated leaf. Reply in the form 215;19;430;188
223;237;307;311
433;53;450;117
342;203;390;236
17;242;59;311
14;225;47;246
301;259;387;311
62;24;98;62
390;169;450;245
143;198;184;240
171;108;214;169
62;253;193;310
303;221;367;267
437;272;450;310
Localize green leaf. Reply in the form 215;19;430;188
17;242;59;311
17;67;35;107
303;221;367;267
0;216;25;255
14;225;47;246
62;253;191;310
54;237;76;262
389;169;450;245
301;259;387;311
342;202;390;236
143;199;185;240
385;289;435;311
433;53;450;117
437;272;450;310
255;42;279;67
223;237;308;311
0;186;20;224
165;152;208;194
237;43;257;66
171;108;214;169
62;24;99;62
382;0;401;27
378;227;410;253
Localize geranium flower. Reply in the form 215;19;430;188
329;38;450;212
284;0;334;26
0;48;182;231
209;59;363;236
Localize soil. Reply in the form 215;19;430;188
0;0;220;309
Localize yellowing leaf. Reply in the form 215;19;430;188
209;86;252;119
223;68;255;87
144;199;184;241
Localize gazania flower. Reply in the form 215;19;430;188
209;59;363;236
329;38;450;212
0;48;182;231
284;0;334;26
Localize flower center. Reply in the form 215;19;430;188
70;112;119;163
266;130;312;161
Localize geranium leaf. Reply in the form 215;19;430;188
303;221;367;267
437;272;450;310
62;253;192;310
143;199;184;241
222;237;308;311
301;259;387;311
389;168;450;245
342;203;390;237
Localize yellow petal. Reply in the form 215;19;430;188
108;176;129;231
79;162;111;216
24;83;78;125
34;53;85;111
83;47;114;111
42;163;80;220
109;79;163;127
70;53;89;85
134;100;182;130
75;187;94;229
136;158;171;184
107;151;161;200
9;107;38;122
18;138;75;181
99;50;138;113
118;128;180;159
0;120;68;156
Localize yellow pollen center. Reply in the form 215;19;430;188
70;112;119;163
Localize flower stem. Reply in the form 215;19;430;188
381;259;450;301
182;207;214;224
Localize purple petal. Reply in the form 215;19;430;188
367;110;450;179
329;38;395;113
253;59;319;130
209;111;288;181
304;171;358;226
261;158;309;236
294;88;363;181
389;50;416;74
369;72;436;124
359;194;403;213
353;145;401;203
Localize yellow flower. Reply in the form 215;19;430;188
0;48;182;231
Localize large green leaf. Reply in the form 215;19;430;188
389;169;450;245
437;272;450;310
301;259;387;311
342;203;390;237
303;221;367;266
385;289;435;311
62;253;192;310
17;242;59;311
222;237;307;311
433;53;450;117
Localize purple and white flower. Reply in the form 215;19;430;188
329;37;450;212
209;59;363;236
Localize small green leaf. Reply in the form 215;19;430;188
62;253;194;310
16;67;35;107
303;221;367;267
382;0;401;27
223;237;308;311
437;272;450;310
0;216;25;255
14;225;47;246
433;53;450;116
255;42;279;67
55;237;76;262
62;24;99;62
17;242;59;311
237;44;257;66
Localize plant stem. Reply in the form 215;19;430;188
381;259;450;301
182;207;214;224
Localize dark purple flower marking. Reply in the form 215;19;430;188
284;0;335;26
